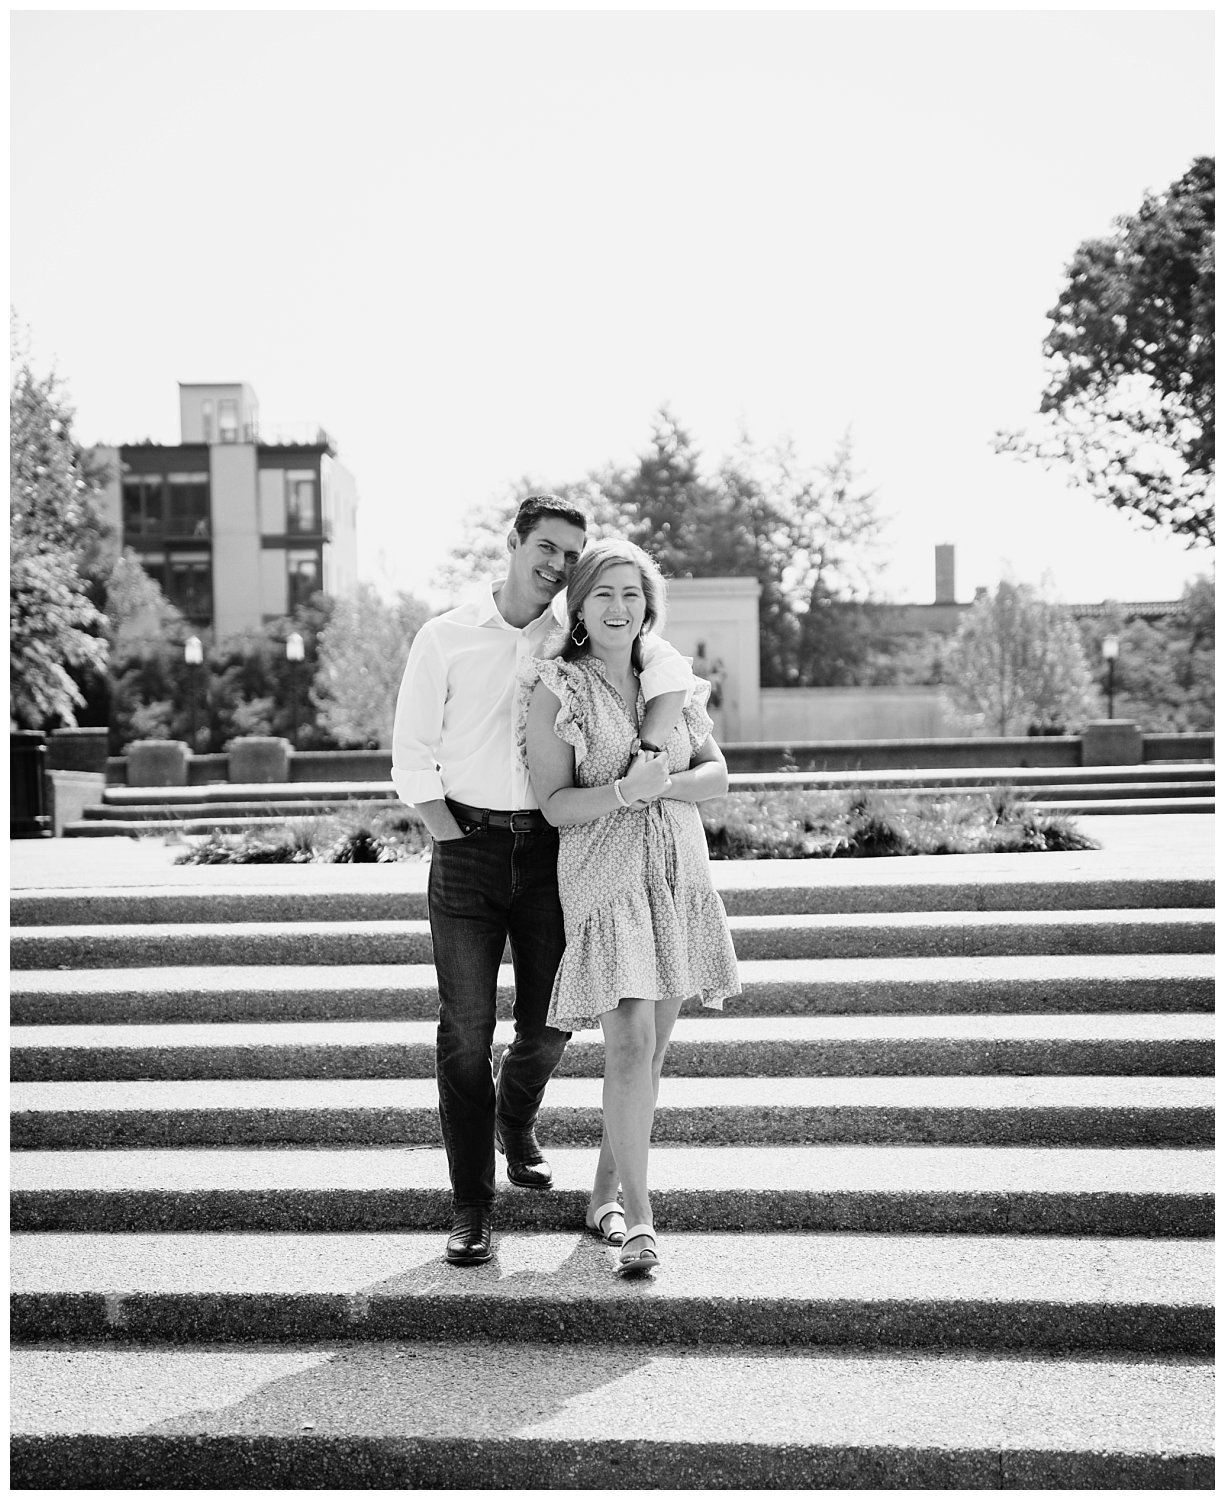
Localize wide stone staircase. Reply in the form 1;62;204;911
10;855;1215;1487
60;761;1216;836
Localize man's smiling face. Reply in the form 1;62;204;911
506;516;587;609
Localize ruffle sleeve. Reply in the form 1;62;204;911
515;656;591;770
682;674;716;753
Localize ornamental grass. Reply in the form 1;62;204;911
174;787;1098;865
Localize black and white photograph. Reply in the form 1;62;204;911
10;4;1214;1490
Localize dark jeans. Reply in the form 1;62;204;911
427;817;570;1208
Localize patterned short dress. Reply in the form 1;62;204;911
517;653;741;1030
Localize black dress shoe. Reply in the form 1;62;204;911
494;1124;554;1191
445;1206;493;1265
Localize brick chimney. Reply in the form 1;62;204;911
935;544;956;605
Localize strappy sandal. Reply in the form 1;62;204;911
616;1224;659;1278
585;1201;627;1247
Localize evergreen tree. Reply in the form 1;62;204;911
432;476;624;600
10;332;109;726
721;431;885;685
615;408;753;577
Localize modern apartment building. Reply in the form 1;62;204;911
93;382;359;635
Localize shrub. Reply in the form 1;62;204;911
174;788;1098;865
175;802;429;866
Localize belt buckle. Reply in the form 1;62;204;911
509;810;536;833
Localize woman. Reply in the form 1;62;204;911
520;539;740;1276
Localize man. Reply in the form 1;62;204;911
392;495;692;1265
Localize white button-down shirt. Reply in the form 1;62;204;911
391;580;693;811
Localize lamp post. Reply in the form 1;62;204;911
1101;635;1120;720
286;631;305;747
184;636;204;751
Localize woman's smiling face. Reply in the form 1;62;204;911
581;562;647;652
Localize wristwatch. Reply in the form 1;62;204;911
639;738;663;753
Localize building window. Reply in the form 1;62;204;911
166;553;213;622
201;400;214;444
122;474;164;536
286;471;320;534
287;549;321;611
123;471;210;540
218;399;239;443
167;473;210;536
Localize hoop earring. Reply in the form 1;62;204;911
571;619;589;647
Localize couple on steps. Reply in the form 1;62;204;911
392;495;740;1276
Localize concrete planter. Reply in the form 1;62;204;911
228;737;292;784
127;741;190;787
47;771;107;836
1082;721;1143;767
47;728;110;776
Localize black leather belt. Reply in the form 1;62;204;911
446;799;549;832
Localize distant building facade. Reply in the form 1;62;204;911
870;547;1188;636
93;382;359;635
672;550;1191;742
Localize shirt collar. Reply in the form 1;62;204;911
476;577;563;638
474;579;509;628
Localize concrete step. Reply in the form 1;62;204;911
64;817;298;837
11;1074;1213;1149
81;799;389;821
10;1339;1212;1489
13;954;1215;1025
10;908;1214;970
77;780;1216;821
10;1144;1213;1235
1019;781;1212;801
12;1013;1214;1082
60;795;1220;836
94;765;1215;806
732;762;1216;790
98;781;401;807
1029;797;1215;816
10;1230;1213;1355
9;869;1215;925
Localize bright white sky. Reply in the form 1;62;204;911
11;6;1215;609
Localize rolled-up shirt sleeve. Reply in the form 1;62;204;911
639;632;695;702
391;624;448;806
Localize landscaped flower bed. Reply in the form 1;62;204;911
173;788;1098;865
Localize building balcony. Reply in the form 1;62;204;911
253;423;338;453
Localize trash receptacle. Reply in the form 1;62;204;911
11;730;51;838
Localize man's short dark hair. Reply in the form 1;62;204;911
513;493;589;539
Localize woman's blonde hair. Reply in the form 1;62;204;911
561;539;667;671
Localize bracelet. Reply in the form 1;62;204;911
612;778;629;807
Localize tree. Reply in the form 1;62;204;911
1076;576;1214;732
434;412;888;689
103;569;340;754
313;584;431;747
104;549;186;648
719;431;886;685
943;580;1096;736
613;408;753;578
10;334;110;726
995;157;1214;545
432;475;625;600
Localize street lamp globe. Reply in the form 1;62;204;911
183;636;204;667
1101;635;1120;662
285;632;305;663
